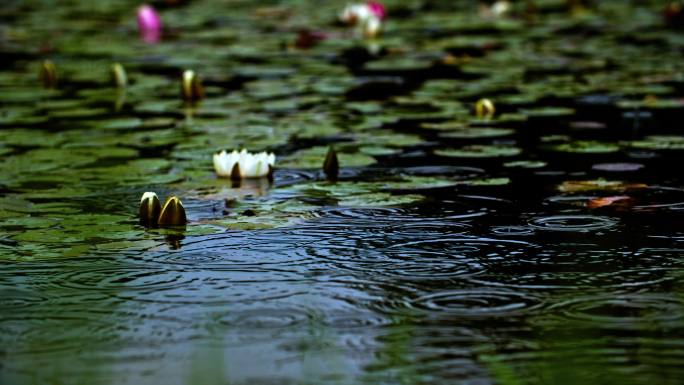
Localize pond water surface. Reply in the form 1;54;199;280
2;1;684;384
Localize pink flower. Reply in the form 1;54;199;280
137;4;162;43
366;1;386;20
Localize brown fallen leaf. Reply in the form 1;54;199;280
558;179;648;193
587;195;631;209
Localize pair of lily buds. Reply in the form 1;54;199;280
113;65;203;102
139;192;187;227
40;61;129;89
40;60;128;89
111;63;203;102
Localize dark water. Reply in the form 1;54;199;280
2;0;684;384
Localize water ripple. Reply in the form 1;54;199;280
546;293;684;328
411;288;545;318
528;215;618;232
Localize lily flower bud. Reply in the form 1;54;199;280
137;4;162;43
111;63;128;88
158;196;187;226
39;60;58;89
139;192;161;226
323;146;339;181
475;98;495;119
181;70;204;102
367;1;386;20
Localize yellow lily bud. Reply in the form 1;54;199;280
158;196;187;226
39;60;58;89
111;63;128;88
139;192;161;226
323;146;339;181
475;98;495;119
181;70;204;102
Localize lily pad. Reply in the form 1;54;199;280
504;160;547;168
549;141;621;154
626;136;684;150
439;127;515;139
280;146;376;169
435;145;522;158
337;192;424;207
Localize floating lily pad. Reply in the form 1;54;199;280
210;199;317;230
421;121;467;131
617;98;684;110
360;146;401;156
288;176;458;198
336;192;424;207
457;177;511;186
280;146;376;169
592;162;644;172
439;127;515;139
627;136;684;150
356;130;425;147
504;160;547;168
550;141;621;154
435;145;522;158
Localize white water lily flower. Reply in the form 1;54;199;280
480;0;511;18
340;2;384;39
340;4;373;25
213;149;276;179
491;1;511;17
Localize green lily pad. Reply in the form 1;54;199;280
549;141;620;154
287;176;458;198
337;192;424;207
626;136;684;150
435;145;522;158
457;177;511;186
421;121;467;131
210;199;317;230
439;127;515;139
504;160;547;168
280;146;376;169
520;107;576;117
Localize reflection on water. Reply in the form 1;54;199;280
2;0;684;384
2;205;684;384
